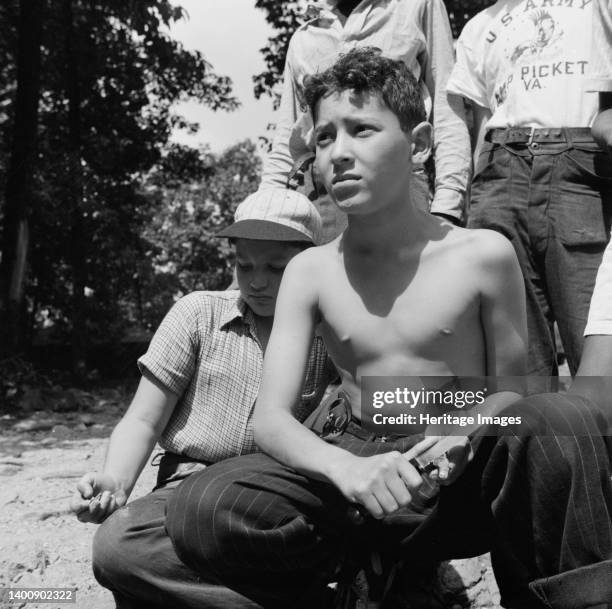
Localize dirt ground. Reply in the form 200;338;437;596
0;385;159;609
0;385;502;609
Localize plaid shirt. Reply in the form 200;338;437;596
138;291;334;463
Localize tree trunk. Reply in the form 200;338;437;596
0;0;45;358
63;0;87;383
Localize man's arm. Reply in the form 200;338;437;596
471;103;492;168
421;0;471;223
260;44;303;189
71;375;177;522
571;336;612;416
253;251;423;519
592;93;612;156
571;236;612;411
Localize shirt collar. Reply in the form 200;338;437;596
305;0;374;23
219;293;258;336
219;293;247;328
305;1;337;21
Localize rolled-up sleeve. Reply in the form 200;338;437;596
260;44;302;188
138;294;202;397
421;0;471;222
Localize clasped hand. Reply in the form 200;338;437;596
330;435;472;519
70;472;127;523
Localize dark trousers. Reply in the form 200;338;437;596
166;393;612;609
92;473;262;608
469;138;612;380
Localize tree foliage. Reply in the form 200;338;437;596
253;0;494;103
136;140;261;331
0;1;247;376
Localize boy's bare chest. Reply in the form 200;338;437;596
319;264;482;367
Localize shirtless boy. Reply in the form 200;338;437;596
167;49;612;609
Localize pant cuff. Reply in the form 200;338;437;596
529;561;612;609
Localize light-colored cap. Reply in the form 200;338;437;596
217;189;322;245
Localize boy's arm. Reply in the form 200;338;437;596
421;0;471;223
254;252;423;519
478;230;527;391
253;253;338;473
422;232;527;484
71;375;177;522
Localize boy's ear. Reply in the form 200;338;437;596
411;122;433;164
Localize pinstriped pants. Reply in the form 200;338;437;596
166;393;612;609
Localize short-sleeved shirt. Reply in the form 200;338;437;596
590;0;612;92
138;291;334;463
447;0;598;128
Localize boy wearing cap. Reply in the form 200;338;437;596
70;190;335;609
167;49;612;609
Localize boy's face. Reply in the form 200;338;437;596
313;90;424;216
235;239;304;317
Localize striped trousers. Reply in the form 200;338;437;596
166;393;612;609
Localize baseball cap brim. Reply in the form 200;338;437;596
216;219;313;243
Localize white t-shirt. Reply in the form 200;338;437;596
590;0;612;91
447;0;598;128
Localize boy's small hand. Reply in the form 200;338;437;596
71;472;127;523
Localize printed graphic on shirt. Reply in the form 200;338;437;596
448;0;597;128
508;10;564;65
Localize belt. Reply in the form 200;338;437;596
486;127;593;145
344;418;405;443
319;391;401;443
152;451;210;487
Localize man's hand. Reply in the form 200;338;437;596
328;450;424;519
411;435;473;486
592;96;612;157
70;472;127;523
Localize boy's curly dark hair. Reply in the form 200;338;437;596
303;47;426;132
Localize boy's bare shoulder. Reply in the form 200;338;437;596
449;227;517;269
283;241;339;283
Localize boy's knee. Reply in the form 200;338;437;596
166;472;228;572
504;392;607;436
92;508;134;589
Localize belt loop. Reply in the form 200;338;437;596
563;127;573;148
527;126;536;147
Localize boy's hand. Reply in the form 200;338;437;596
410;435;473;485
70;472;127;523
329;451;423;520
